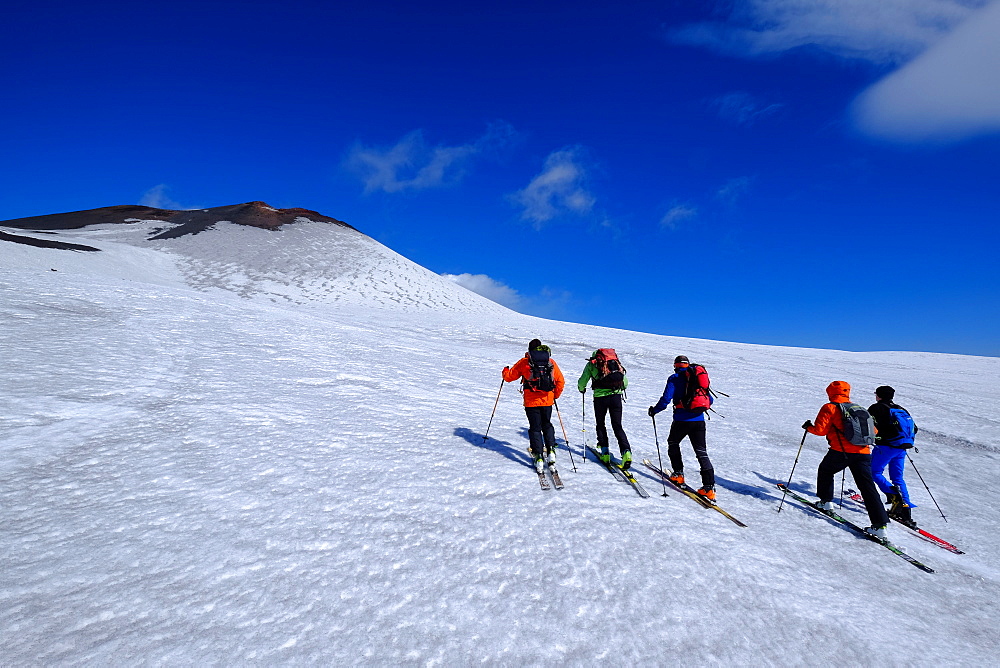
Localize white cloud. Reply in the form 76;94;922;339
851;0;1000;142
441;272;574;319
510;148;596;227
670;0;986;65
139;184;195;210
442;273;523;310
660;205;698;229
716;176;753;203
346;123;515;194
710;92;783;126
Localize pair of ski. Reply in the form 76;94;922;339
841;488;964;554
777;483;934;573
587;447;650;498
643;459;747;527
536;458;564;491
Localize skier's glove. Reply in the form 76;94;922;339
579;389;586;394
802;420;813;429
648;406;656;417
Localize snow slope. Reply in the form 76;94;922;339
1;222;998;665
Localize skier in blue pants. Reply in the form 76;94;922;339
868;385;918;527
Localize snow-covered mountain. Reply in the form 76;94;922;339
1;208;998;664
1;202;510;313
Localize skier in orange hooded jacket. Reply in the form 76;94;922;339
803;381;890;538
502;339;565;473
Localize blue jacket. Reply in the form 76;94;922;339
650;371;712;422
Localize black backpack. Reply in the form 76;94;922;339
525;348;556;392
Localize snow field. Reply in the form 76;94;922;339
2;222;999;664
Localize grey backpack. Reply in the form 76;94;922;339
837;403;876;447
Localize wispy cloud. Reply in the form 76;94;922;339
716;176;753;204
510;148;596;227
139;184;196;210
670;0;986;65
345;122;515;194
710;92;784;126
442;273;523;310
852;1;1000;142
660;204;698;229
442;272;574;319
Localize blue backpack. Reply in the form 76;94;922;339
882;406;916;448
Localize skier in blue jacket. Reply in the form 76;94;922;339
648;355;716;501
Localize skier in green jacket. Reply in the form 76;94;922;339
578;349;632;469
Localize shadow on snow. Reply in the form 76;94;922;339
752;470;872;541
454;427;534;469
454;426;587;471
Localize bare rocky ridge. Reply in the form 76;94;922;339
0;230;100;252
1;201;354;240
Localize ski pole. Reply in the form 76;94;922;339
483;379;504;443
651;414;668;497
839;468;846;508
907;454;947;522
554;401;578;472
581;391;588;464
778;429;809;513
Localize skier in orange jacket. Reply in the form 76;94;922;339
803;381;890;539
502;339;565;473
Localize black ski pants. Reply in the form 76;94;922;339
524;405;557;457
666;420;714;488
817;450;889;528
593;393;631;455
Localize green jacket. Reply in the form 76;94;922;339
577;351;628;397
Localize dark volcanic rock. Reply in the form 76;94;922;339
0;230;101;252
1;201;354;240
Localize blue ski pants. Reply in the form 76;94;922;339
871;445;916;507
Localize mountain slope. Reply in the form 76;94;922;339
1;215;998;664
1;204;511;314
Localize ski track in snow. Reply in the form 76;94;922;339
1;222;999;665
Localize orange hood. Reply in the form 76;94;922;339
825;381;851;403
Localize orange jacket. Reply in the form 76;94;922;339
806;381;872;454
502;354;565;407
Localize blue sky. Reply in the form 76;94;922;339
3;1;999;356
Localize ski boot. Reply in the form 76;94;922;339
668;470;685;486
865;524;889;541
620;450;632;470
534;455;546;474
598;446;611;465
697;485;716;503
888;502;916;528
816;500;835;512
887;487;916;527
545;445;557;467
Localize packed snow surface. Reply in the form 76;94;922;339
1;221;998;665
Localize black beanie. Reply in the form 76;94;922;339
528;338;542;351
674;355;690;364
875;385;895;400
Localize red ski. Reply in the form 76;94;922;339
844;489;964;554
